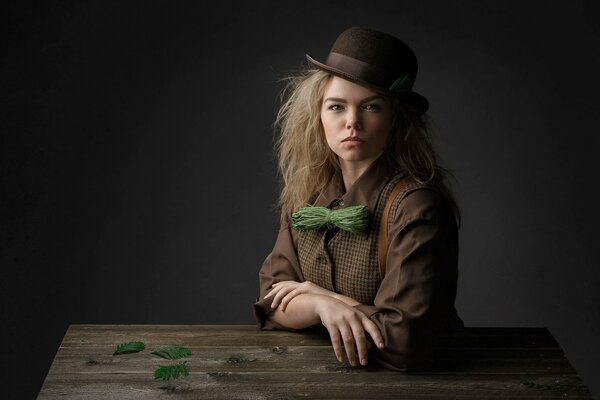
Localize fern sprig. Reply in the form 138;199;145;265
154;362;189;380
150;346;192;360
113;341;145;356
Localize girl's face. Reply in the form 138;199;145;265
320;76;393;169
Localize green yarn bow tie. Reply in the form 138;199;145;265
291;205;370;233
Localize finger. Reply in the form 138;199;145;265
269;281;295;290
349;321;368;366
279;288;303;312
271;285;297;309
263;286;281;299
270;287;288;308
339;325;358;367
264;284;285;300
271;280;298;288
326;327;344;363
265;282;292;299
362;317;385;349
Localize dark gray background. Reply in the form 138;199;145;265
2;1;599;398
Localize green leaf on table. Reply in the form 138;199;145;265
150;346;192;360
154;362;189;380
112;341;145;355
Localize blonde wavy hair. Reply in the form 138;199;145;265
274;69;459;224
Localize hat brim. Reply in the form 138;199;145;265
306;53;429;113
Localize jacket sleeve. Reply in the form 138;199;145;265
252;217;306;330
353;188;461;371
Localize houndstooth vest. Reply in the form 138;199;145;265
297;171;425;305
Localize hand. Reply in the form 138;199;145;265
265;280;334;312
315;295;385;367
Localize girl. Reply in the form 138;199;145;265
253;27;463;371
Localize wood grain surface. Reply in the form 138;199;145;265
37;325;593;399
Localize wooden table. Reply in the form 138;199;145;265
38;325;593;399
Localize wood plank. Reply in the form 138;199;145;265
59;324;332;347
435;327;559;348
60;325;560;349
37;372;593;400
45;345;577;375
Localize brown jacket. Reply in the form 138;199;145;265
253;156;463;371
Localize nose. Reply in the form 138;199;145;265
346;111;362;131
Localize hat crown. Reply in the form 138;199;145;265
330;27;418;78
306;27;429;112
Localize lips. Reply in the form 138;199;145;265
342;136;365;143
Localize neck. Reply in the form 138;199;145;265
339;158;377;191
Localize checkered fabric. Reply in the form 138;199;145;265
297;172;427;305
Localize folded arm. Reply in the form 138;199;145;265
268;293;384;366
353;188;460;371
253;220;383;366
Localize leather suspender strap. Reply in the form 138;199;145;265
377;177;414;280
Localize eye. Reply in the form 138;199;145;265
363;103;382;111
328;104;343;111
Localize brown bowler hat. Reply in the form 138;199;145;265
306;27;429;113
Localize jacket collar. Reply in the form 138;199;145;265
313;155;401;212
